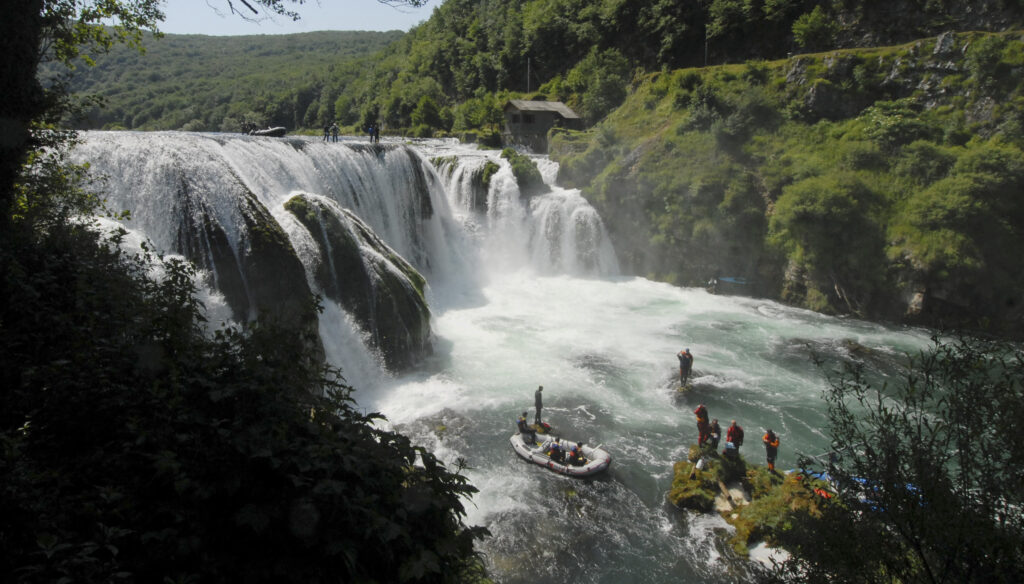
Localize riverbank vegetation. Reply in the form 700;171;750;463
552;31;1024;333
668;336;1024;582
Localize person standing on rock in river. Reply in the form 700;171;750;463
709;418;722;450
534;385;544;426
725;420;744;457
677;348;693;385
763;429;780;472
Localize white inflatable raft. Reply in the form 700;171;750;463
509;433;611;477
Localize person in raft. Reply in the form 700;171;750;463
534;385;544;426
567;442;587;466
763;429;780;472
517;411;536;445
724;419;745;458
694;403;710;446
545;437;564;463
677;348;694;385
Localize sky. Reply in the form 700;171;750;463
158;0;435;36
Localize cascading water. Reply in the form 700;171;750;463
74;132;934;583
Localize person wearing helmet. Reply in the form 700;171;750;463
545;437;564;463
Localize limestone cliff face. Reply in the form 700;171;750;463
285;194;432;372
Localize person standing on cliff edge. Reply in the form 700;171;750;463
534;385;544;426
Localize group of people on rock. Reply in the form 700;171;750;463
694;401;780;472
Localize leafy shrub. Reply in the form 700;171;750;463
793;6;839;52
893;140;956;185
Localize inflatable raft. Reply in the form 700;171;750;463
509;433;611;477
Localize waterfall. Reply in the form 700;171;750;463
435;148;620;278
72;131;618;377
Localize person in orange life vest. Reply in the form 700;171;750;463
763;429;780;472
517;411;536;444
694;404;710;445
546;437;564;463
709;418;722;449
677;348;694;384
567;442;585;466
725;420;744;455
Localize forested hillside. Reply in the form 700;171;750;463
551;31;1024;333
68;0;1024;135
60;0;1024;333
66;30;402;131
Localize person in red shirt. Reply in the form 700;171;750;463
724;420;744;458
694;404;710;446
763;429;780;472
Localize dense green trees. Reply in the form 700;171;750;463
63;0;1024;138
772;336;1024;582
770;173;885;313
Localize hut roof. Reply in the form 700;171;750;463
505;100;580;119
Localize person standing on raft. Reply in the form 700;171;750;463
534;385;544;426
677;348;693;385
763;429;780;472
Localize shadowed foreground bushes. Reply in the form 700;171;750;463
0;149;488;583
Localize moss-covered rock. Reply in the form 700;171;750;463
176;178;323;365
726;468;829;556
667;446;835;559
285;194;431;371
666;460;718;513
500;147;546;198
